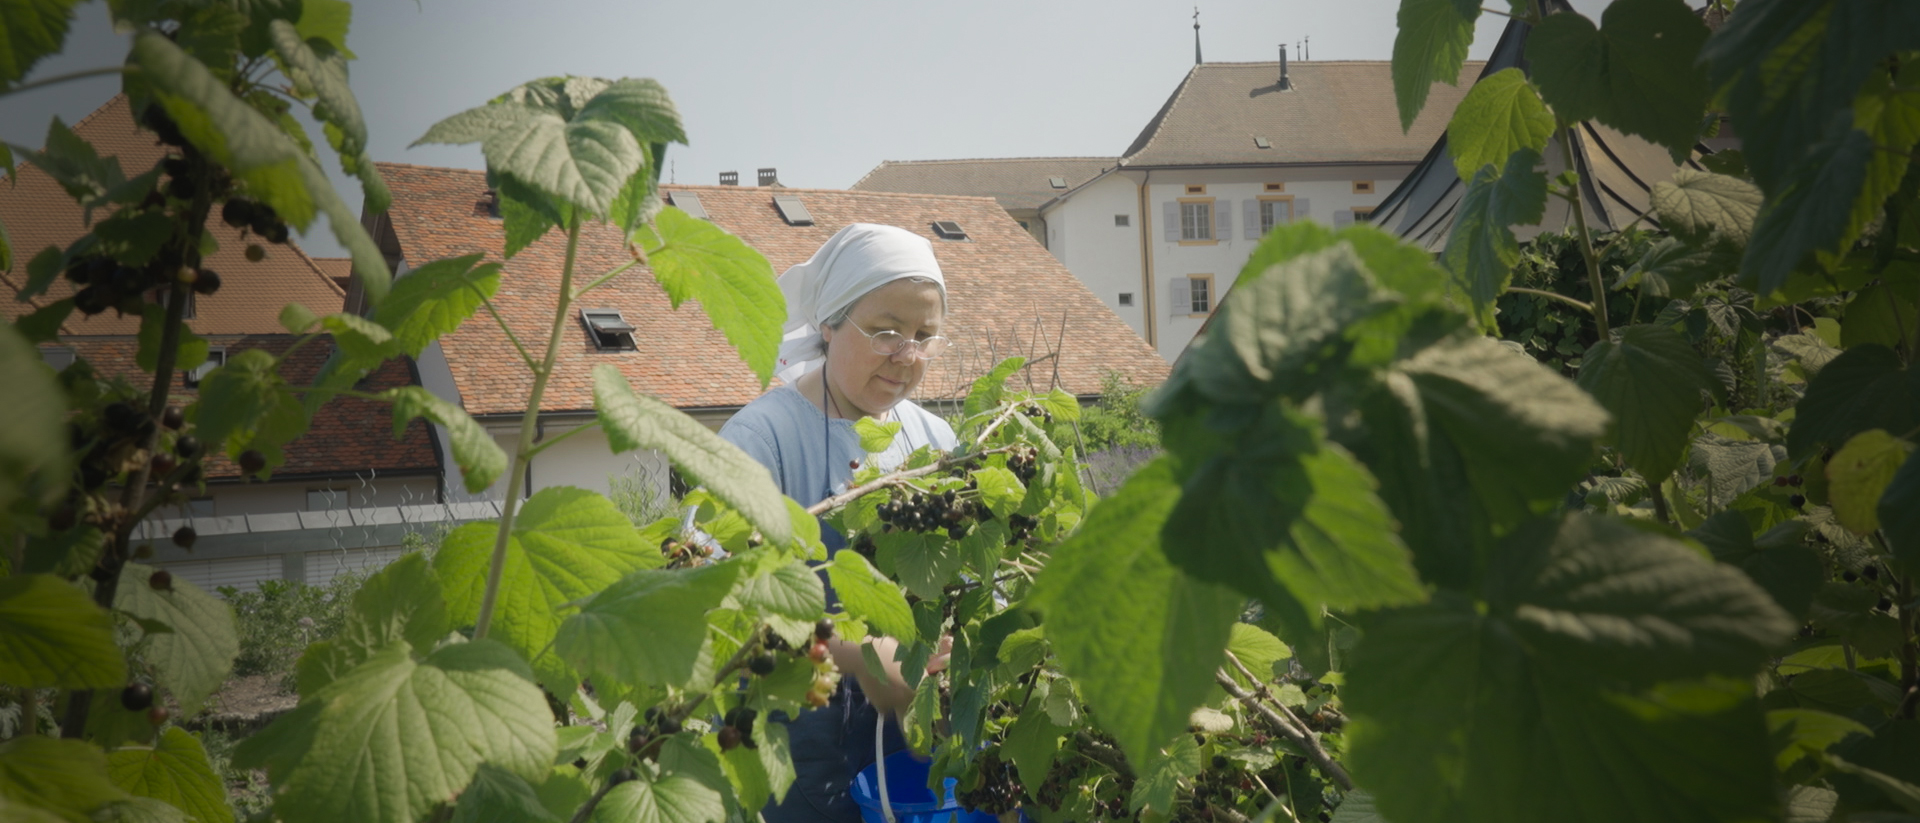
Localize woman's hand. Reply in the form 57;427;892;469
825;633;952;717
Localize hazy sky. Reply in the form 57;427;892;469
3;0;1529;257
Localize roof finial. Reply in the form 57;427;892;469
1193;7;1203;65
1304;35;1310;61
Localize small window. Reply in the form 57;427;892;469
773;195;813;226
1352;206;1376;223
718;171;739;186
185;497;214;517
931;220;969;240
1353;180;1375;194
40;346;75;371
1184;184;1206;195
152;288;195;320
1018;220;1030;229
1189;276;1214;315
307;488;349;511
1118;293;1134;307
1180;201;1213;241
1253;136;1272;149
581;309;636;351
669;191;708;220
1264;182;1284;192
1048;176;1067;189
186;348;225;388
1259;198;1293;234
1114;214;1130;227
479;189;501;219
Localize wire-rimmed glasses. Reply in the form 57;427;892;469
845;319;951;360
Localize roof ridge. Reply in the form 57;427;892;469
1121;64;1201;162
277;231;348;297
868;156;1115;165
663;183;1003;203
68;94;131;137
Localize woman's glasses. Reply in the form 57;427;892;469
845;320;951;360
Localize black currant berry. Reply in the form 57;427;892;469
749;654;776;676
239;450;266;476
628;726;649;753
1789;493;1806;508
175;435;202;459
609;768;637;787
249;204;280;236
104;402;140;432
120;683;154;711
172;525;196;549
88;564;114;582
1788;475;1803;486
140;104;185;145
1844;571;1859;582
263;223;290;245
162;157;190;180
221;198;254;229
152;451;177;477
734;707;757;731
717;725;742;751
191;269;221;296
1878;597;1894;612
148;569;173;590
1863;565;1879;581
160;406;184;430
657;716;683;735
73;285;111;315
165;175;195;201
49;505;76;531
815;618;834;640
245;244;265;262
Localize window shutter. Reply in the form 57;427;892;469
1295;197;1311;221
1243;200;1260;239
1214;202;1231;238
1170;277;1190;315
1334;209;1353;228
1163;202;1180;242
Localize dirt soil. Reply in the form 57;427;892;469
197;674;298;725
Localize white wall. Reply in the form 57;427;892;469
1042;173;1146;340
188;475;440;517
1140;164;1412;360
480;420;676;508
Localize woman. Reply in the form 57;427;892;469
720;223;957;823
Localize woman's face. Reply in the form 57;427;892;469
820;278;945;420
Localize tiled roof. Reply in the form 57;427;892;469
850;158;1116;211
47;335;439;481
1;95;347;335
1120;61;1484;168
311;257;354;292
376;163;1170;416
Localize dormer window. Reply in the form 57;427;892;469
931;221;969;240
581;309;636;351
186;348;225;388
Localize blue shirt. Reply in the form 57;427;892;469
720;385;958;511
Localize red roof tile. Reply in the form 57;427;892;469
1;95;348;335
376;163;1169;417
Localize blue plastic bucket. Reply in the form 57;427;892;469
850;750;1000;823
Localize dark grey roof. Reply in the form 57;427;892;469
1119;61;1483;168
1371;12;1709;250
850;157;1115;211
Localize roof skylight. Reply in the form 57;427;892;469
773;195;814;226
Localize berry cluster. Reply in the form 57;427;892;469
1771;473;1807;508
955;752;1025;816
718;706;759;751
221;197;290;245
118;682;169;726
1020;405;1055;425
878;486;985;541
1007;512;1039;543
1006;447;1040;484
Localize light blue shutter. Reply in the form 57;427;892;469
1163;202;1180;242
1295;197;1311;222
1170;277;1190;315
1214;202;1231;239
1243;200;1260;239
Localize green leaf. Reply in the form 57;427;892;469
728;559;826;626
1826;429;1913;534
824;550;915;640
592;364;789;546
1843;281;1920;352
131;31;312;228
0;215;12;273
482;109;644;219
1029;458;1242;767
191;347;310;472
1525;0;1711;154
964;356;1026;419
0;736;130;823
1650;170;1764;244
106;728;233;823
575;78;687;146
1345;515;1788;823
0;573;125;689
135;304;209;375
1690;512;1822;618
0;321;68;503
1446;69;1555;181
267;19;364;157
298;552;451;695
634;208;784;386
1165;410;1424;614
1129;734;1202;816
1001;695;1066;787
295;149;392;304
1223;622;1290;689
294;0;353;54
1846;69;1920;254
1575;324;1718;482
1444;151;1546;318
555;563;739;687
278;303;319;334
1881;450;1920;574
382;385;507;493
319;311;396;362
22;117;126;208
853;417;900;453
1039;387;1081;422
450;763;557;823
235;640;557;823
0;0;80;85
972;466;1025;520
1788;344;1920;461
371;253;501;357
1329;791;1384;823
1689;434;1782;508
592;738;726;823
435;487;662;686
1390;0;1477;132
1768;708;1871;771
1742;121;1873;298
115;563;239;714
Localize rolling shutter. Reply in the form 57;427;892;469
1215;202;1231;238
1243;200;1261;239
1163;202;1180;242
1169;277;1190;315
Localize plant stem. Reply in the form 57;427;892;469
572;259;641;300
525;420;600;459
1559;126;1610;339
1217;653;1353;792
566;780;619;823
0;66;130;98
1507;287;1592;313
475;289;540;372
805;445;1019;517
476;220;583;639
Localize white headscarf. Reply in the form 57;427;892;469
774;223;946;384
